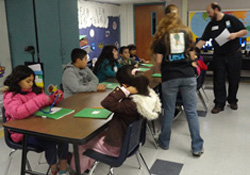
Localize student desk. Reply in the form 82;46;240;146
3;90;112;175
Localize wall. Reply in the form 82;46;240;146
119;0;250;46
0;0;11;87
120;4;134;46
119;0;182;46
188;0;250;11
0;0;11;117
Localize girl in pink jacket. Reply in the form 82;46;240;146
2;65;69;175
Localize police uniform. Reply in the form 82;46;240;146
201;14;246;108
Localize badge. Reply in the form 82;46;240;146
212;25;219;31
226;20;231;28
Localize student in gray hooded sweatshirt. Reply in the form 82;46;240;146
62;48;106;98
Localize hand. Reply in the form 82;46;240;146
191;61;198;68
49;89;64;104
53;89;64;98
97;84;106;91
228;33;237;40
125;86;138;94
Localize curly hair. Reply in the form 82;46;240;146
4;65;42;95
149;4;194;58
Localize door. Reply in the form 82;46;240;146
134;3;165;60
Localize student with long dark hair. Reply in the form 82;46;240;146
2;65;69;175
93;45;122;82
71;65;161;174
149;4;204;156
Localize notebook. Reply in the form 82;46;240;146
35;107;75;120
100;82;119;89
151;73;162;78
74;108;112;119
138;67;150;72
140;63;153;67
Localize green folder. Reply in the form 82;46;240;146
151;73;162;78
74;108;112;119
140;63;153;67
100;82;119;89
35;107;75;120
138;67;150;72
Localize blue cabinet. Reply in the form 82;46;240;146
5;0;79;88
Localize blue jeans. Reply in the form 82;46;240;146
158;77;203;153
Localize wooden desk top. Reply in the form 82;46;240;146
3;65;161;144
3;90;112;144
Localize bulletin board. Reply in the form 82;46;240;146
77;0;120;62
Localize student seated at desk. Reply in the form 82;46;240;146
127;44;148;63
118;46;137;66
93;45;122;82
70;65;161;174
62;48;106;98
2;65;69;175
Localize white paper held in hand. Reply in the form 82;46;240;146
215;28;230;46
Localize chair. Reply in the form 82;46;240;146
196;70;208;113
83;118;151;175
2;107;46;175
175;69;209;115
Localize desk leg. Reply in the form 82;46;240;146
21;135;28;175
73;144;81;175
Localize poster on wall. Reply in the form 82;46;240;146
77;0;120;65
188;10;250;42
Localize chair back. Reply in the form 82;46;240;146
2;107;23;150
83;118;144;168
2;107;42;152
197;70;207;90
139;119;147;146
119;118;144;159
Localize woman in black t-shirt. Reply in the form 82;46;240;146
149;4;204;156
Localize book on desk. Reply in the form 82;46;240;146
35;107;75;119
74;108;112;119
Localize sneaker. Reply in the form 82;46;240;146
192;148;204;157
211;106;223;114
230;103;238;110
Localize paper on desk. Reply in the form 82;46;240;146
215;28;230;46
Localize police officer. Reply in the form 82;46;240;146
196;2;248;114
